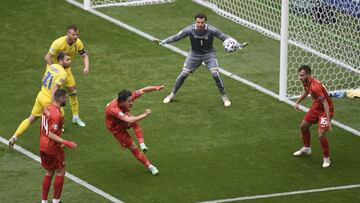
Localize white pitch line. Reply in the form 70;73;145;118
198;184;360;202
65;0;360;137
0;136;124;203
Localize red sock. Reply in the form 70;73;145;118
319;136;330;158
301;128;311;147
53;175;65;199
131;148;150;167
132;122;144;144
42;175;52;200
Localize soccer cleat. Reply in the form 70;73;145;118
329;90;346;98
163;93;174;104
8;135;17;149
148;165;159;176
72;117;86;127
322;157;331;168
293;147;312;156
140;143;148;153
222;96;231;107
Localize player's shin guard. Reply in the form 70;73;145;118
42;175;52;200
69;91;79;117
172;71;189;94
211;71;226;96
14;118;31;137
319;136;330;158
131;148;150;167
132;122;144;144
53;175;64;200
301;127;311;147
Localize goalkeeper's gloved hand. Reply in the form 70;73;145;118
62;140;77;149
152;39;165;45
8;135;17;149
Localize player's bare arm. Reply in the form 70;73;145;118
139;85;165;94
45;52;54;65
48;131;77;149
119;109;151;124
294;91;309;111
322;99;332;131
81;52;90;76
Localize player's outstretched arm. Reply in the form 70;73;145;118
139;85;165;94
120;109;151;124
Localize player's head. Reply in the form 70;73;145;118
298;65;312;83
67;24;79;44
117;90;133;110
53;89;68;107
57;52;71;68
195;13;207;30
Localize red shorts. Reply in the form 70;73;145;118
304;107;334;130
40;151;65;170
113;131;134;148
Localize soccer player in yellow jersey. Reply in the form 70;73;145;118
8;52;71;148
44;24;90;127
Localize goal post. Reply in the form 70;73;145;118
193;0;360;99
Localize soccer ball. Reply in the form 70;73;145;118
223;38;239;52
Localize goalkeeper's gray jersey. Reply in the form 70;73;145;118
162;24;229;54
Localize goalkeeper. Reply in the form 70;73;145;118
154;13;243;107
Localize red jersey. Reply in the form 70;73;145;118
105;91;142;133
303;77;334;113
40;104;64;155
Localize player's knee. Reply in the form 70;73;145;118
55;167;66;176
45;170;55;177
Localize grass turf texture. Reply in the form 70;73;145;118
0;0;359;202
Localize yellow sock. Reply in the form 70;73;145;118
69;93;79;117
14;118;31;138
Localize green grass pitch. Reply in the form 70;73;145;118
0;0;359;202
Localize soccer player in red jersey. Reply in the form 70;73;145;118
40;89;77;203
293;65;334;168
105;85;165;175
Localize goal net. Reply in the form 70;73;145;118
86;0;175;8
194;0;360;98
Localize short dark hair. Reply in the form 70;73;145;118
195;13;207;21
117;90;132;103
57;51;69;62
298;65;311;75
54;89;67;102
68;24;78;32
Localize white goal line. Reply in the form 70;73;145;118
197;183;360;202
0;136;124;203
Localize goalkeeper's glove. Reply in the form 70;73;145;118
152;39;165;45
62;140;77;149
8;135;17;149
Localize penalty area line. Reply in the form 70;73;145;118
198;184;360;203
0;136;124;203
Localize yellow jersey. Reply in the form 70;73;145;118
41;64;67;97
48;36;85;63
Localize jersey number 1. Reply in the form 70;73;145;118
42;71;54;89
